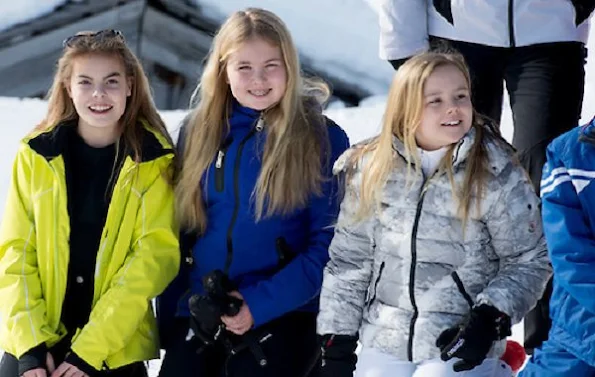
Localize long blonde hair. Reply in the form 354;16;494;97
351;51;510;226
38;30;173;162
176;8;331;233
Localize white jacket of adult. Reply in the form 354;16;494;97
317;129;552;362
379;0;592;60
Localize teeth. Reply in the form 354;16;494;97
90;105;112;112
443;120;461;126
250;89;270;96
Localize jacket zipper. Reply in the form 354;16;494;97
508;0;516;47
407;189;426;362
367;261;386;308
224;117;264;273
48;162;64;319
215;138;233;192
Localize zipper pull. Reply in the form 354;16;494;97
255;117;264;132
215;150;225;168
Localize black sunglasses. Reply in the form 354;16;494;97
62;29;125;48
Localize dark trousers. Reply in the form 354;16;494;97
0;353;147;377
432;38;587;353
159;311;320;377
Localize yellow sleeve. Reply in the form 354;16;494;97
71;162;180;369
0;144;57;357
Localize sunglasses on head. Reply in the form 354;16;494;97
62;29;125;48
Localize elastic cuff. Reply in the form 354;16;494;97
18;343;48;376
65;351;99;377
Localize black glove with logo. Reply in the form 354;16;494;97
436;304;511;372
319;334;359;377
188;270;243;349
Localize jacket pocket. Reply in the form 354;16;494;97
367;261;386;308
433;0;454;25
451;271;474;309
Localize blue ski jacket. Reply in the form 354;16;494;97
539;117;595;366
158;101;349;338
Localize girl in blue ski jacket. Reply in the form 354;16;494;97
157;7;349;377
520;118;595;376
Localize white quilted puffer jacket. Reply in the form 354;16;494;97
317;129;552;362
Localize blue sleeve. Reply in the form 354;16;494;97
240;123;350;327
541;142;595;315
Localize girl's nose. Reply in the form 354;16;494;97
447;103;459;114
92;85;107;98
253;69;266;82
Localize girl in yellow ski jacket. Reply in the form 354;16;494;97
0;30;179;377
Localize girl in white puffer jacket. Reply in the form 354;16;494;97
316;51;551;377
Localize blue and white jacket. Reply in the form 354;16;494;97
540;118;595;365
158;101;349;340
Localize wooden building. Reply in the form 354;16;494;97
0;0;367;109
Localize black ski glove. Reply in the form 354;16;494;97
319;334;359;377
436;304;511;372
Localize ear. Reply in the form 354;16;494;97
126;77;132;97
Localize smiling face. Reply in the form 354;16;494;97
415;64;473;151
68;53;131;143
225;37;287;110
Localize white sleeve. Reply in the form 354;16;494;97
378;0;429;60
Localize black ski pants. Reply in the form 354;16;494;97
158;311;320;377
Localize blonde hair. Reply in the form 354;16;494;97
37;30;173;163
176;8;331;233
351;51;510;227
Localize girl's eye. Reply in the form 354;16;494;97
78;80;91;85
106;79;119;85
457;93;468;100
428;98;441;105
266;63;279;69
238;66;251;71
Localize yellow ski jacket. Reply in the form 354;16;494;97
0;122;180;370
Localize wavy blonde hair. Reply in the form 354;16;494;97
351;51;510;226
37;30;173;162
176;8;331;233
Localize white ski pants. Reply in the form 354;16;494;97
355;347;513;377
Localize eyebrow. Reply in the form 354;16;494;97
424;86;469;97
236;58;282;65
76;72;122;80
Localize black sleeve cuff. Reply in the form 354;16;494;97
18;343;48;376
65;351;99;377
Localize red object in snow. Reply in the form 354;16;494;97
500;340;527;372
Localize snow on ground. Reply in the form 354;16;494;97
0;0;66;32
